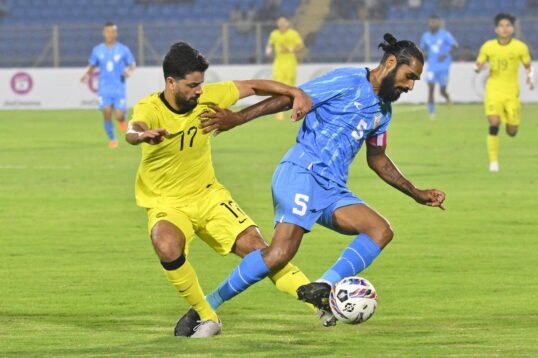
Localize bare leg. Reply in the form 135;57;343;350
331;203;393;248
440;85;451;104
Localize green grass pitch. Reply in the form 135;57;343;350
1;104;537;357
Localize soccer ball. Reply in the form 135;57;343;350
329;276;377;324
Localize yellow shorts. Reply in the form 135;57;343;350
484;93;521;126
273;63;297;86
146;184;256;256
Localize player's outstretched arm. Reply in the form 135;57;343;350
234;80;312;121
366;142;446;210
125;121;169;145
199;94;300;135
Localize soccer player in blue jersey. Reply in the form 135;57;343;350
420;15;458;119
81;22;135;148
175;33;446;330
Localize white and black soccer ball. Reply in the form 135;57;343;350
329;276;377;324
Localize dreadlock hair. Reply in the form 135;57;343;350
494;13;515;26
378;33;424;66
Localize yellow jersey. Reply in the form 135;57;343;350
130;81;240;208
269;28;303;65
477;38;531;95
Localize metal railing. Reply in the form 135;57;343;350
0;18;536;68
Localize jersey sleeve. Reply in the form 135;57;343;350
476;42;489;64
200;81;240;108
124;46;135;66
268;31;276;45
130;100;158;128
519;42;531;65
446;31;458;47
89;47;99;66
291;30;303;47
299;69;356;109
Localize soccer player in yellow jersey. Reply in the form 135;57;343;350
125;42;312;338
266;16;304;120
475;13;534;172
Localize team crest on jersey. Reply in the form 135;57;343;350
114;54;121;62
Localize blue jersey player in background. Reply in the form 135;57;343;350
175;33;446;332
420;15;458;119
81;22;135;148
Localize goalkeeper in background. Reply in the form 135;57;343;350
475;13;534;172
266;16;304;120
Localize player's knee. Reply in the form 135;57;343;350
233;227;268;257
506;128;518;137
379;224;394;247
367;221;393;248
151;233;181;262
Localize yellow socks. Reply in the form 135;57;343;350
487;134;499;163
269;262;316;312
162;256;218;322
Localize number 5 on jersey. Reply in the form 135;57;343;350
292;193;309;216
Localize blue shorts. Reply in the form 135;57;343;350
425;69;449;87
272;162;363;232
98;93;127;111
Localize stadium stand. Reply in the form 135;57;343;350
0;0;536;66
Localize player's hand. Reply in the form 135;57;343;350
527;76;534;90
140;128;169;145
413;189;446;210
123;70;132;79
290;89;313;122
199;104;242;135
80;74;89;83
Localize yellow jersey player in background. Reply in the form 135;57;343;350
266;16;304;120
125;42;313;338
475;13;534;172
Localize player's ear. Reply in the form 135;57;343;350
384;54;397;73
165;76;176;90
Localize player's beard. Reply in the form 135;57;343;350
174;92;200;113
378;66;408;103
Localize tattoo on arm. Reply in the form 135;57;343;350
367;144;416;198
379;160;416;196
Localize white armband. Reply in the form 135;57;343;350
528;67;534;80
126;123;143;137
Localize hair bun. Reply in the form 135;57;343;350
383;33;397;46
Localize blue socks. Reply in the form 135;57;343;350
104;121;115;141
427;102;435;116
206;250;270;310
320;233;381;285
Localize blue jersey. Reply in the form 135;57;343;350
420;29;457;71
281;67;392;187
89;42;135;96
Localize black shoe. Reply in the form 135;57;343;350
174;308;200;337
297;282;332;311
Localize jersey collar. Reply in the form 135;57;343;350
159;92;185;115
